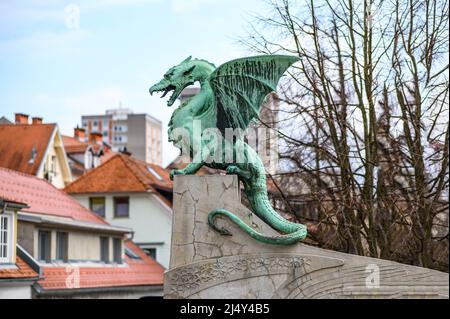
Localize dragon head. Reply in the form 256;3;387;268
149;56;215;106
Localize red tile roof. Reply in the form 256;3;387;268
64;153;172;194
0;124;55;175
0;168;164;291
0;167;107;224
62;135;90;154
62;135;105;154
37;241;164;290
0;257;39;280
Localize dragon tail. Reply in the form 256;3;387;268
208;208;307;245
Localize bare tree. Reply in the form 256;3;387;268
240;0;449;271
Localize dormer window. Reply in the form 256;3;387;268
0;213;13;264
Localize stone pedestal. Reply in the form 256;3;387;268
164;175;449;299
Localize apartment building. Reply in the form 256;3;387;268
81;108;162;165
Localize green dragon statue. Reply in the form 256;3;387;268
149;55;307;245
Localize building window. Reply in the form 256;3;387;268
113;135;127;143
114;197;129;218
50;155;57;174
100;237;109;263
38;230;51;263
93;121;98;127
56;232;68;262
144;248;157;261
0;214;12;263
113;125;127;132
90;197;106;217
113;238;122;263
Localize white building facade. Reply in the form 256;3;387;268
72;192;172;268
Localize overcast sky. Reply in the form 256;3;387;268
0;0;267;166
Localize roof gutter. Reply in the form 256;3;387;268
18;212;132;234
151;184;173;193
33;283;163;297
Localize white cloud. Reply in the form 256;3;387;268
37;87;123;113
82;0;161;12
0;1;66;27
170;0;221;13
0;29;91;58
0;0;161;30
0;0;160;57
35;87;124;134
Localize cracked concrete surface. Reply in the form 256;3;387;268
165;175;449;299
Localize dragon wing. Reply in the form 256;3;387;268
208;55;299;134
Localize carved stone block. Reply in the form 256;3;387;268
165;175;449;299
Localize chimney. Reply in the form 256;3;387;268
32;117;43;125
89;132;103;145
15;113;29;124
74;126;86;141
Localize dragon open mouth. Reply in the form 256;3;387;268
160;85;176;99
150;84;180;106
150;80;195;106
